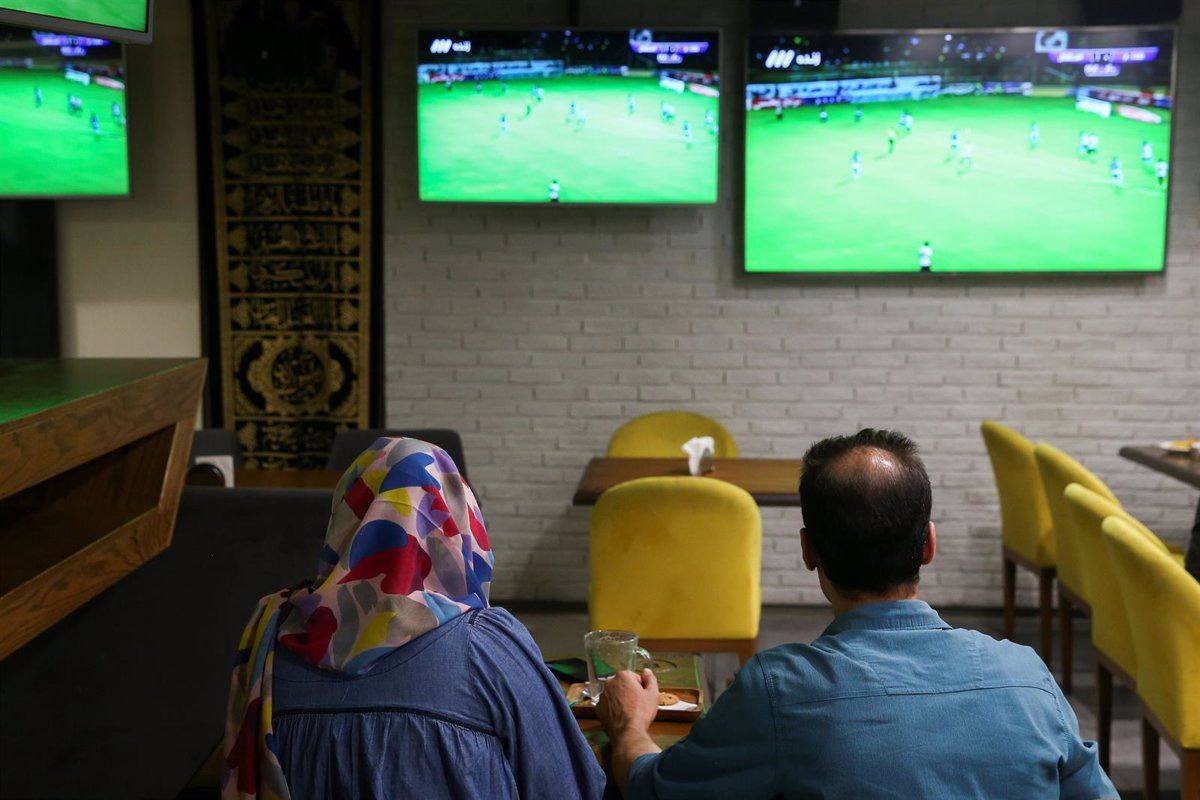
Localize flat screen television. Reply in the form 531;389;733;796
744;27;1176;274
0;1;151;44
0;24;129;198
417;28;720;204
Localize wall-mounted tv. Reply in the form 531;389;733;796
744;27;1176;274
0;1;151;44
417;28;720;204
0;24;129;198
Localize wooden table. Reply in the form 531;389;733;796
1119;445;1200;490
233;469;342;490
0;358;207;659
573;457;804;506
559;654;705;765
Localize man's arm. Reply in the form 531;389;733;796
596;669;662;794
1052;681;1119;799
598;657;778;800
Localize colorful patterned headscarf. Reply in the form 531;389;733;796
221;437;493;800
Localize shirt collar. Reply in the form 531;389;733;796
822;599;952;636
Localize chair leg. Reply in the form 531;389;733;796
1002;556;1016;641
1142;715;1160;800
1059;590;1073;693
1038;570;1054;670
737;638;758;668
1095;659;1112;774
1181;749;1200;800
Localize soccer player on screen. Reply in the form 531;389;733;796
1078;130;1087;158
851;150;861;181
887;127;896;153
524;102;532;118
568;99;577;119
475;80;482;94
628;93;636;114
576;108;587;130
948;129;960;160
919;241;933;272
90;111;100;135
112;101;121;118
34;86;42;107
960;141;973;170
682;120;692;145
499;113;507;134
704;109;714;132
819;109;828;124
854;106;863;124
501;80;507;96
1110;156;1123;189
775;103;783;121
1141;140;1153;164
1155;158;1168;187
1029;121;1039;149
548;178;560;203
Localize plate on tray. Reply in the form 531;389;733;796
565;682;703;722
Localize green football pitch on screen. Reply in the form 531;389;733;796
745;95;1170;273
0;1;146;31
418;76;719;204
0;70;129;196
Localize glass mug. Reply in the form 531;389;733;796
583;629;652;700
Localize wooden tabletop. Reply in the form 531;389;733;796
1119;446;1200;490
573;457;804;506
233;469;342;490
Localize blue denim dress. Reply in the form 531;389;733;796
271;606;605;799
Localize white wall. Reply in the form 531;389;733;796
57;0;200;358
382;0;1199;607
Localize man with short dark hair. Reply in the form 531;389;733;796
598;429;1116;799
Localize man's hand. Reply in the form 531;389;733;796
597;668;659;735
597;669;662;795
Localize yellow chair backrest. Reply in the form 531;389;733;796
589;476;761;640
1033;443;1119;602
1064;483;1141;677
1100;516;1200;748
980;420;1055;567
607;411;740;458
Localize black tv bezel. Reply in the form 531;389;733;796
0;0;153;44
414;25;724;208
738;24;1179;278
0;24;132;200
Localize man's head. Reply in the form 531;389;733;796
798;429;935;605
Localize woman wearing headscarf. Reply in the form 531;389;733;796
221;437;605;799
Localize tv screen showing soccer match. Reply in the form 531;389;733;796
0;1;151;43
417;29;720;204
0;24;129;197
744;27;1176;274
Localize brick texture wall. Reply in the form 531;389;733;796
382;0;1199;605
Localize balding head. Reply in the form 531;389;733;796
799;430;932;596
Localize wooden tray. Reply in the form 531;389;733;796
564;683;704;723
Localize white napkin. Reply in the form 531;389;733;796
682;436;715;476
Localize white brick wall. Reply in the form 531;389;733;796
383;0;1200;606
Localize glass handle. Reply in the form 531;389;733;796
634;646;653;672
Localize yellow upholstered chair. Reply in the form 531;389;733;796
980;421;1057;666
589;476;761;665
1033;442;1119;693
1100;516;1200;799
607;411;739;459
1064;483;1147;771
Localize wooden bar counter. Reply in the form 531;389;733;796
0;358;206;659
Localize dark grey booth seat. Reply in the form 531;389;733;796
0;486;329;800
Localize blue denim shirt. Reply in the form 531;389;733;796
271;607;605;800
628;601;1117;799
